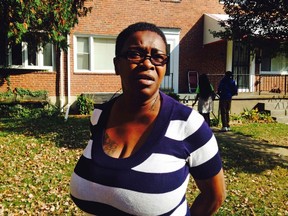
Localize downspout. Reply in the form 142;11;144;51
64;34;71;121
60;48;65;110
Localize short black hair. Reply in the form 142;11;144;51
115;22;167;57
225;71;233;78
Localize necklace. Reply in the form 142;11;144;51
150;94;159;111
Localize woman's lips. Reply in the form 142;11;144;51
135;74;155;85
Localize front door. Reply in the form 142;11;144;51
232;41;250;92
160;28;180;93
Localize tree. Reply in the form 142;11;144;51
0;0;92;66
212;0;288;56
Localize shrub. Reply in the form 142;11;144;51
76;94;94;115
231;108;275;123
0;103;61;119
15;88;48;98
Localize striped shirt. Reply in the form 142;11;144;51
70;92;222;216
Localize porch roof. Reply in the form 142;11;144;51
203;13;229;45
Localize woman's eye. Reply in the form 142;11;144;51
128;51;141;58
153;54;165;60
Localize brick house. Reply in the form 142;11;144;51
1;0;287;110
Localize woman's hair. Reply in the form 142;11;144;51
115;22;167;56
198;74;214;100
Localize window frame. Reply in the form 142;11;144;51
74;35;117;74
0;42;55;71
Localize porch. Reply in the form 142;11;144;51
207;74;288;95
179;91;288;124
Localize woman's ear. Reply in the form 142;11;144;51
113;57;120;75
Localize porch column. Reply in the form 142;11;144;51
226;40;233;72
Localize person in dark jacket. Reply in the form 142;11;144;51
217;71;238;132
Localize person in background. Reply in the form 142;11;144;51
192;74;216;127
217;71;238;132
70;22;226;216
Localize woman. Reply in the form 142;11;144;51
70;22;226;216
192;74;216;126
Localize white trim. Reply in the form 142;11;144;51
67;34;71;104
226;40;233;71
249;53;256;92
260;71;288;75
0;42;55;72
74;35;117;73
161;28;180;93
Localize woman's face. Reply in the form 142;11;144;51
114;31;167;99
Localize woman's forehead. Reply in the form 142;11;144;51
123;31;166;51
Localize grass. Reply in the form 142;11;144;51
0;116;287;215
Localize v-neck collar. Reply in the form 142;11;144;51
91;91;175;168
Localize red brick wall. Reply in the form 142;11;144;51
68;0;225;94
0;71;57;96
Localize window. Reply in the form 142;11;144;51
77;37;89;70
0;42;54;71
261;50;288;74
75;36;116;73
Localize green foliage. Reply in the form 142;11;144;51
210;118;219;127
0;90;14;100
0;88;48;101
76;94;94;115
212;0;288;56
0;0;93;65
231;108;275;123
0;103;60;118
15;87;48;98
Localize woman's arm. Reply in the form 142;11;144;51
190;168;226;216
192;94;199;107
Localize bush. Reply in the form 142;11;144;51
0;103;61;119
231;108;275;123
76;94;94;115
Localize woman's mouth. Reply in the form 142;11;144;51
136;74;155;86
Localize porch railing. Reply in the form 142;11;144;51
207;74;287;95
256;74;287;95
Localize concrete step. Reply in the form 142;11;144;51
264;101;288;110
269;109;288;117
275;116;288;124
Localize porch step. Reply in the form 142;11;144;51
262;100;288;124
275;116;288;124
270;109;287;116
264;101;288;110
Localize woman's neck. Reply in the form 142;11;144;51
114;92;161;118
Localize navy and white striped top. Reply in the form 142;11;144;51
70;92;222;216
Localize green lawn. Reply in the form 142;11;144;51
0;116;287;215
